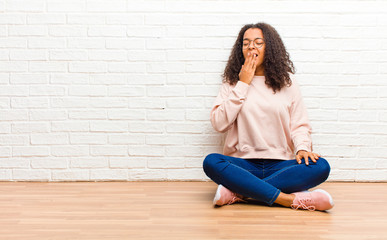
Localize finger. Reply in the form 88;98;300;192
296;155;301;164
251;55;256;69
304;154;309;165
247;53;254;68
252;54;258;68
310;154;317;163
313;153;319;160
245;53;252;67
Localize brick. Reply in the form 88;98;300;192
69;110;107;120
52;170;89;181
28;37;65;49
88;26;126;37
51;146;89;157
130;169;167;181
145;135;185;145
90;121;128;132
356;170;387;181
165;146;204;157
47;0;86;12
0;14;25;24
147;86;185;97
51;121;89;132
10;74;48;84
108;63;146;73
30;85;66;96
12;122;49;133
51;97;90;108
69;62;107;73
146;38;184;50
108;86;144;96
0;147;11;157
146;109;185;121
49;50;88;61
106;14;143;25
148;158;185;169
70;157;108;168
31;133;68;145
328;169;355;182
10;50;46;60
29;61;67;72
89;97;127;108
128;50;166;61
0;61;28;72
0;134;28;145
0;97;10;108
108;134;145;145
13;146;49;157
0;110;28;121
129;122;164;134
88;50;127;61
129;98;166;109
50;74;89;84
6;0;45;12
9;25;46;36
90;74;127;85
166;123;203;133
67;14;105;24
30;110;67;121
87;0;126;12
11;97;49;109
31;158;68;169
0;157;29;168
68;85;107;96
146;62;185;74
108;109;145;120
166;98;204;109
106;38;144;49
0;86;29;96
13;169;50;181
129;146;164;157
167;168;206;180
70;134;107;145
109;157;147;169
90;146;127;156
67;38;105;49
27;14;66;24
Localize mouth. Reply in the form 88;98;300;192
249;52;259;57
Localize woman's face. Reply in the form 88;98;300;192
242;28;265;70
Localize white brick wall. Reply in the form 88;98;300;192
0;0;386;182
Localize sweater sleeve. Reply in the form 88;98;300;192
210;81;250;133
289;82;313;154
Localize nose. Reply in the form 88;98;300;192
248;41;256;49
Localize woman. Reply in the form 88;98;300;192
203;23;334;211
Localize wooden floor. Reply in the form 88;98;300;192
0;182;386;240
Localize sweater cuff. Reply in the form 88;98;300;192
295;144;311;154
233;81;250;101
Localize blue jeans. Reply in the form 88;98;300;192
203;153;331;206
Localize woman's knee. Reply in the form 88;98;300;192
202;153;222;172
316;157;331;181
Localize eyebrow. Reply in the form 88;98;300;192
243;37;264;41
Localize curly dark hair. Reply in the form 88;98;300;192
222;22;295;92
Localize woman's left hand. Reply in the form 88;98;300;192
296;150;321;165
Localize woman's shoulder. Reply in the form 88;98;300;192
283;73;302;98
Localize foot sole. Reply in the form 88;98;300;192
213;184;222;206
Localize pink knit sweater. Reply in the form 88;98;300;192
210;75;312;160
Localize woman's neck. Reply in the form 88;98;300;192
254;66;264;76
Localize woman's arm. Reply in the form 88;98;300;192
210;81;249;133
289;81;313;155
